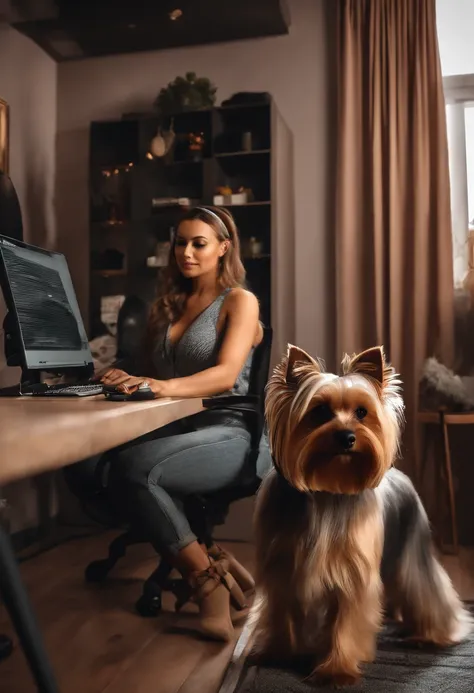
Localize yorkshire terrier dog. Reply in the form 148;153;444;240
250;345;471;687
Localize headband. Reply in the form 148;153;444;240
194;206;231;239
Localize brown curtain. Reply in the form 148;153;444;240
333;0;454;479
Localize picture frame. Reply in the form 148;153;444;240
0;98;9;174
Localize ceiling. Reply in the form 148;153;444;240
5;0;291;62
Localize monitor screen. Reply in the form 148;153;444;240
0;235;93;372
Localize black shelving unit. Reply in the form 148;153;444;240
88;98;295;361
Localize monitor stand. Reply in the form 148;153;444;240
0;312;41;396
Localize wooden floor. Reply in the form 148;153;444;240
0;532;255;693
2;535;474;693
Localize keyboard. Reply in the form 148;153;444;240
29;384;105;397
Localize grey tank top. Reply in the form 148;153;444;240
153;288;254;398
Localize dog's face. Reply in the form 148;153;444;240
265;346;405;494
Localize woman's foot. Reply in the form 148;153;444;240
208;543;255;595
188;560;247;642
168;541;248;642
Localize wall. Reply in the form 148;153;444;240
0;26;57;248
56;0;331;363
0;26;57;536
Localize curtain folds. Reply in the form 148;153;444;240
333;0;454;478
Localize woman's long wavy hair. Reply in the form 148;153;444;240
146;206;246;348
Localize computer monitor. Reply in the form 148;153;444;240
0;234;94;383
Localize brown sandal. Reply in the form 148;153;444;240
186;561;247;641
208;544;256;594
170;561;248;611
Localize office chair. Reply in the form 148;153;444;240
84;326;273;618
115;295;148;374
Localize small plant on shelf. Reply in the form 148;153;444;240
153;72;217;116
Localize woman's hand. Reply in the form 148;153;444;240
99;368;131;386
100;369;166;398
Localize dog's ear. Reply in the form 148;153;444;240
343;346;386;385
285;344;322;385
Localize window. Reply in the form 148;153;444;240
445;75;474;288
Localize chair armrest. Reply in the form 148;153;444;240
202;394;259;411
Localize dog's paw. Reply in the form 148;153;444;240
330;673;360;688
401;633;454;649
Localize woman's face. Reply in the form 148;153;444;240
174;219;228;279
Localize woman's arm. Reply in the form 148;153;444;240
159;289;260;397
101;289;261;398
159;289;259;397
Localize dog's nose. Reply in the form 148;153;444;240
334;429;356;450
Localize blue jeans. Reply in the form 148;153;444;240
99;414;272;555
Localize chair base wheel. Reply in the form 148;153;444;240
0;634;13;661
85;559;113;583
135;594;162;617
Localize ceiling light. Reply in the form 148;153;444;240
127;23;137;29
169;9;183;21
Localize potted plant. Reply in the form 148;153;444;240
153;72;217;116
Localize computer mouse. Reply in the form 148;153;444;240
105;382;155;402
128;383;155;401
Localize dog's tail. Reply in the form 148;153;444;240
385;470;472;645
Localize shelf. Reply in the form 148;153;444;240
215;201;271;208
91;220;130;229
166;158;209;166
93;269;127;277
217;101;271;111
151;197;197;210
214;149;270;158
91;218;175;226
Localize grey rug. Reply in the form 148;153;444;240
233;604;474;692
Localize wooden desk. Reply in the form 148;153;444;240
0;395;203;693
0;396;203;486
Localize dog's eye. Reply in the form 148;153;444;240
308;404;334;426
355;407;368;420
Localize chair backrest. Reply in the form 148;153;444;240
246;325;273;461
248;326;273;405
115;295;148;374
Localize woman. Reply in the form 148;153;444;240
99;206;271;642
